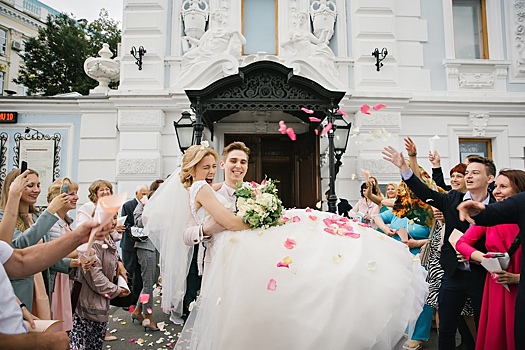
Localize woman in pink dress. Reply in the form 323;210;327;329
47;178;80;332
456;169;525;350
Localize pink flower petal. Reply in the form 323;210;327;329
292;216;300;222
321;123;332;135
261;179;266;185
373;103;386;111
345;232;361;238
276;261;290;268
324;228;336;235
301;107;314;114
286;128;296;141
360;104;371;115
337;109;348;118
314;129;319;135
129;305;135;313
322;218;333;227
282;216;290;221
267;279;277;291
129;339;135;343
308;215;317;221
279;120;287;134
146;307;153;314
284;238;296;249
306;208;312;212
309;116;322;122
139;293;150;304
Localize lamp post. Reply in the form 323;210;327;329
173;111;196;153
326;111;351;213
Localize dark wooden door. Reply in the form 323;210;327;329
224;133;319;208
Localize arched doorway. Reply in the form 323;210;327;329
185;61;345;208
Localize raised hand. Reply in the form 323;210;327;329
404;137;417;157
47;193;70;214
382;146;409;171
456;201;486;225
9;170;31;199
428;150;441;168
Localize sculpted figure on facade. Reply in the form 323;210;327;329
181;9;246;69
310;0;337;43
281;12;337;77
180;0;209;53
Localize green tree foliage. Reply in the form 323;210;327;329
14;10;121;96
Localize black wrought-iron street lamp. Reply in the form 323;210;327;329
326;112;351;213
173;111;195;153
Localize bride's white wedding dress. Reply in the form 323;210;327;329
176;181;429;350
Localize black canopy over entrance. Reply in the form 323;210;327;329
184;60;346;211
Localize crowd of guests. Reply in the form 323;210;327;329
0;169;165;349
1;135;524;350
340;137;523;350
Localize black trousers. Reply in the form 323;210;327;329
183;244;202;316
438;269;484;350
122;248;143;305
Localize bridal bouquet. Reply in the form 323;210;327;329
235;179;284;229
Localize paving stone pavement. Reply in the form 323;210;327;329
102;295;440;350
103;297;183;350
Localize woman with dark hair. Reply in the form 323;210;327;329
456;169;525;350
349;182;380;228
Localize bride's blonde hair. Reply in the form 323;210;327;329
180;144;219;189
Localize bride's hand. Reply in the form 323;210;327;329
203;217;226;236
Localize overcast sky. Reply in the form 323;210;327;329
42;0;123;24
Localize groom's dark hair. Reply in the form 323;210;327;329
222;141;250;161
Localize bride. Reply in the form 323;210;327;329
145;143;428;350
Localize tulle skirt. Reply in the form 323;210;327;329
176;209;428;350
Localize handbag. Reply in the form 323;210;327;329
130;226;149;243
419;240;431;266
418;220;437;267
110;274;135;307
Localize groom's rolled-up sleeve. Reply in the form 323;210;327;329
183;215;205;246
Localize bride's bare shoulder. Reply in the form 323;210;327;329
212;182;223;191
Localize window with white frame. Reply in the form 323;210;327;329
0;72;5;95
242;0;277;55
0;28;7;55
452;0;488;59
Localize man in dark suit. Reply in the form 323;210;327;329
121;184;149;305
383;144;495;350
325;190;353;217
458;191;525;349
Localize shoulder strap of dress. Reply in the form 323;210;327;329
189;181;208;217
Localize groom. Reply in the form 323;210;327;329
171;141;250;324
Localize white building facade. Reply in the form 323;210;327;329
1;0;524;208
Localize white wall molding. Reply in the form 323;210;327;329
118;109;165;131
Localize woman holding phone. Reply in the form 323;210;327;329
46;178;81;332
0;168;69;314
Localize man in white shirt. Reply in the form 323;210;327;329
172;142;249;324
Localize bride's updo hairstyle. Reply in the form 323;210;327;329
180;143;219;189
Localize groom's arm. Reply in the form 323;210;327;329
183;216;225;246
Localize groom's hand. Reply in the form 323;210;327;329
203;217;226;236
